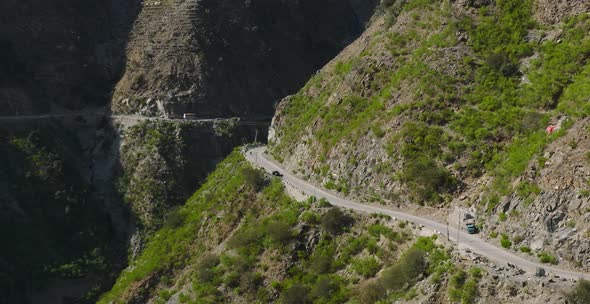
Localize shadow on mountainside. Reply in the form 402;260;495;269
0;0;379;303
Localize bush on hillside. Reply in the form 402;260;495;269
163;206;185;229
565;280;590;304
379;247;427;291
195;254;219;283
402;157;458;204
280;284;309;304
242;167;265;190
320;207;354;235
358;280;386;304
265;221;293;244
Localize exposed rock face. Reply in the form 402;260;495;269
535;0;590;24
269;0;590;273
116;118;264;230
492;118;590;271
0;116;263;303
111;0;379;117
0;0;139;115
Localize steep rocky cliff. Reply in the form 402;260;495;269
0;0;138;115
1;0;380;302
270;0;590;274
111;0;379;117
0;117;262;303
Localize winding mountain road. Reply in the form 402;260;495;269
0;112;270;126
246;146;590;281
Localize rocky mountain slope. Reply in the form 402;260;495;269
0;117;260;303
1;0;382;302
94;1;590;303
0;0;139;115
111;0;379;117
270;0;590;276
98;151;586;304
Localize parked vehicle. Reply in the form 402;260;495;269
183;113;197;119
272;171;283;177
465;219;477;234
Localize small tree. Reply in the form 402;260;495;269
320;207;354;235
357;280;385;304
280;284;309;304
242;167;265;191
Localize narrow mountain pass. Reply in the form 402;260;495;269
246;146;590;281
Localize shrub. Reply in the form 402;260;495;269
195;254;219;283
301;211;320;224
538;252;558;265
461;278;479;304
402;157;458;204
519;246;531;253
368;224;399;241
320;208;354;235
358;280;385;304
485;53;519;76
351;257;381;278
317;198;332;208
516;182;541;199
448;270;467;302
500;234;512;249
280;284;309;304
239;272;261;294
309;277;339;300
163;207;185;229
242;167;265;190
449;267;481;304
379;247;426;292
498;212;507;222
265;221;293;244
565;280;590;304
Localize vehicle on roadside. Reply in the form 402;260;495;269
183;113;197;119
466;220;477;234
272;171;283;177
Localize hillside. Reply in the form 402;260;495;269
6;0;590;303
1;0;380;302
269;0;590;275
99;151;584;304
0;0;138;114
111;0;379;117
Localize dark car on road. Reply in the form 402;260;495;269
272;171;283;177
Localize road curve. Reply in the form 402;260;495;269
245;146;590;281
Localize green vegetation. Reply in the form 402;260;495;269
102;150;446;303
0;123;114;302
270;0;590;210
448;267;482;304
358;236;451;303
538;252;558;265
565;280;590;304
500;234;512;249
519;246;532;254
351;257;381;278
100;151;262;303
320;207;354;235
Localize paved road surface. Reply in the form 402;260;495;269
0;112;270;126
246;146;590;281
